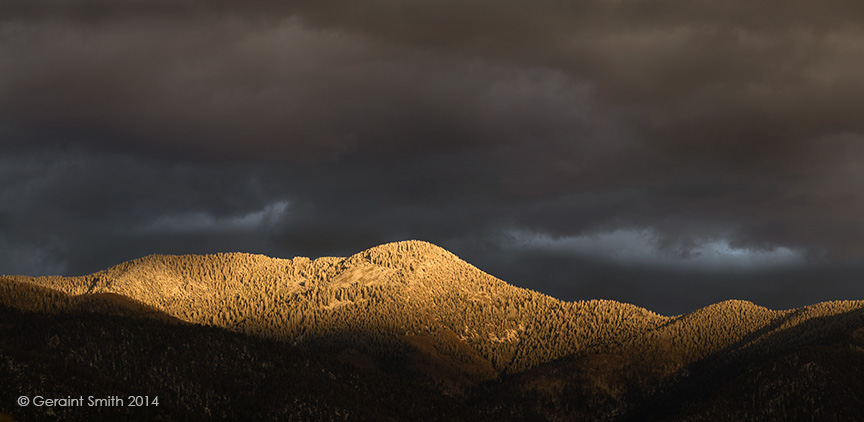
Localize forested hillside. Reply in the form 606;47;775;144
3;240;864;420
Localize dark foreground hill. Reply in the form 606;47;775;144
2;240;864;421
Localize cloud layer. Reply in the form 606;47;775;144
2;0;864;313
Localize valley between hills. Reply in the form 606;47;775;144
3;240;864;421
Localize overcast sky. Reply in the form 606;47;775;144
2;0;864;314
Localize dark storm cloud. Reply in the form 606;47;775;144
0;147;289;273
2;0;864;312
0;17;607;162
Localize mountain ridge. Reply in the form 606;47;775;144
3;242;860;362
3;240;864;420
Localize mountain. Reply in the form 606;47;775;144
2;240;864;421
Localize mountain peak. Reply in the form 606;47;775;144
344;240;461;269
